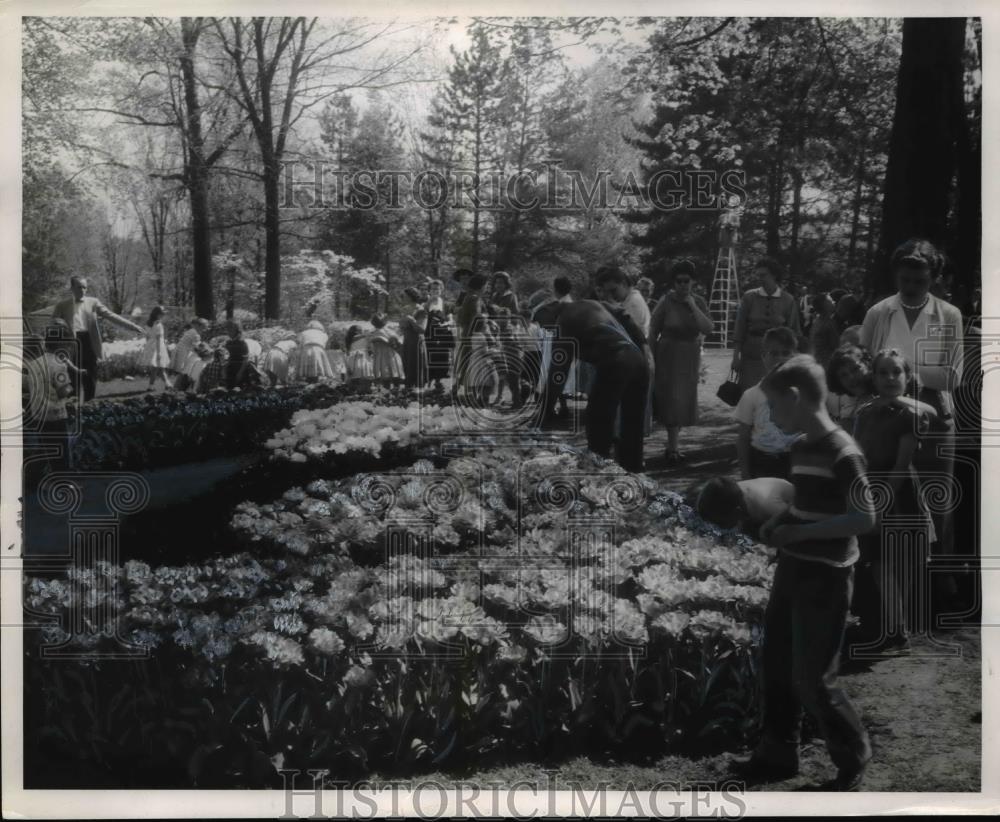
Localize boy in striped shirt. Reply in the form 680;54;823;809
732;354;876;791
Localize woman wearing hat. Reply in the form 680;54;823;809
295;319;336;382
649;260;714;463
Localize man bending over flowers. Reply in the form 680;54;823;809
539;285;652;473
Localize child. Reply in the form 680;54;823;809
839;325;863;348
731;354;875;791
262;335;297;386
825;344;875;430
224;320;249;389
198;348;228;393
809;293;840;369
182;343;212;392
142;306;172;391
849;348;939;654
345;325;374;383
23;323;85;477
733;326;799;479
369;314;405;385
325;337;349;383
687;476;794;536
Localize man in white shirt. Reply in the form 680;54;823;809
51;276;145;401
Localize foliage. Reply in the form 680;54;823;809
624;18;902;287
25;448;771;785
66;383;449;473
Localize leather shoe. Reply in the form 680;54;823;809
819;762;867;792
730;751;800;782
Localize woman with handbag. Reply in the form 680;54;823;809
730;257;801;390
649;260;713;463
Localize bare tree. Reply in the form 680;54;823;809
101;221;137;315
211;16;428;319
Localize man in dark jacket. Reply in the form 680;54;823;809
538;299;652;473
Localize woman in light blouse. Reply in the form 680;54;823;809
731;257;801;389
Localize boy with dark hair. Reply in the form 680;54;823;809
553;276;573;299
731;354;876;791
687;476;794;535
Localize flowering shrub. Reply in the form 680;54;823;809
266;401;463;464
67;384;452;473
25;447;773;784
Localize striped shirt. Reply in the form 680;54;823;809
781;427;873;567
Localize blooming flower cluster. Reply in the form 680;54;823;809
266;401;462;463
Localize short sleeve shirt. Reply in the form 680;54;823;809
734;384;800;454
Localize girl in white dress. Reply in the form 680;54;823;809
345;325;375;381
262;335;298;385
143;305;171;391
295;320;335;381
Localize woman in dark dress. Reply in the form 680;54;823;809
400;287;428;388
649;260;714;462
423;278;452;392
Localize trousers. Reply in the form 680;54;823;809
761;555;871;771
586;346;649;473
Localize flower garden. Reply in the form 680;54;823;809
24;384;776;788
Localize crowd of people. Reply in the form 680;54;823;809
21;236;979;791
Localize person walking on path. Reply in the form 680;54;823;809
732;354;876;792
50;275;145;401
142;305;172;391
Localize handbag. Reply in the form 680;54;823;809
716;369;744;407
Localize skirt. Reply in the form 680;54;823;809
654;338;701;427
372;344;405;381
347;349;374;379
262;348;290;383
143;337;169;368
297;344;335;379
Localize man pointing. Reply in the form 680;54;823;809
51;276;145;401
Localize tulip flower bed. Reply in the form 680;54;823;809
66;384;452;473
24;445;773;787
95;339;149;381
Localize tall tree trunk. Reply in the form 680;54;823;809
790;166;803;258
876;17;966;295
865;192;878;285
848;145;866;267
180;19;214;320
765;153;784;257
952;22;980;297
263;152;282;320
